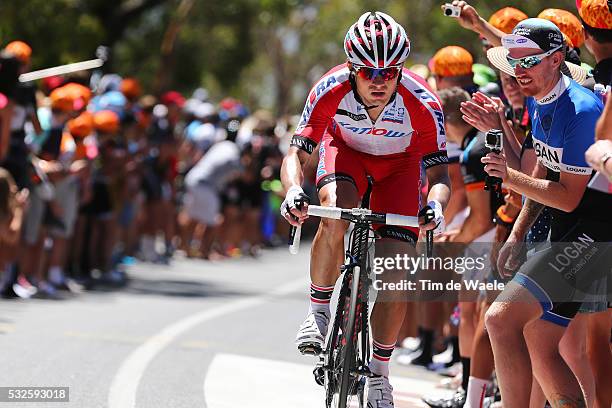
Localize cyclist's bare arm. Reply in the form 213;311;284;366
423;163;451;229
280;145;311;224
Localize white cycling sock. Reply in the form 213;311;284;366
464;376;491;408
309;283;333;316
368;339;395;377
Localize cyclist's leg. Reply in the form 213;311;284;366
558;313;595;408
367;155;420;376
485;283;542;407
311;135;367;289
523;316;584;408
295;135;367;352
489;218;612;407
587;309;612;408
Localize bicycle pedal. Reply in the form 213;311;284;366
298;343;322;356
313;366;325;386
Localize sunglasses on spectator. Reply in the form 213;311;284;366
352;65;401;81
506;45;563;70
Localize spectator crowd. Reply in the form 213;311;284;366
0;41;294;299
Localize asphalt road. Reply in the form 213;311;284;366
0;246;450;408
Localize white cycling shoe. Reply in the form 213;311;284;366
367;375;395;408
295;310;329;355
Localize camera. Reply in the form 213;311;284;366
485;129;503;153
442;3;461;17
484;129;503;198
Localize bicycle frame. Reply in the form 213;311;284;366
290;204;421;408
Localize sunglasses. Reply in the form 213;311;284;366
353;65;401;81
506;45;562;70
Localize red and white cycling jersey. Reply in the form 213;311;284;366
292;64;448;168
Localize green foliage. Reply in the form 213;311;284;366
0;0;588;111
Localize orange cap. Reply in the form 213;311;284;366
68;112;94;138
50;87;75;112
62;83;92;110
538;9;585;48
4;41;32;64
93;110;120;134
489;7;529;34
576;0;612;30
120;78;142;100
431;46;473;77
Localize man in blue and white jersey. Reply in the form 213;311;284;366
480;18;612;408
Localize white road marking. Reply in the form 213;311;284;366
107;278;307;408
204;353;440;408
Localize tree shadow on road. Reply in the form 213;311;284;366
99;277;252;299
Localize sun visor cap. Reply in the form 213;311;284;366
505;18;565;53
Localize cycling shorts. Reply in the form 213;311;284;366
512;219;612;327
315;133;421;245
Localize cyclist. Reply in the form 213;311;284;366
482;18;610;407
280;11;450;407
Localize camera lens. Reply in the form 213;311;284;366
444;8;453;16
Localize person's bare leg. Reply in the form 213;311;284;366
370;239;414;346
27;231;47;284
485;282;542;407
524;318;587;408
529;376;547;408
586;310;612;408
105;217;118;271
559;313;595;407
470;302;495;379
310;181;359;286
459;300;477;359
396;302;417;346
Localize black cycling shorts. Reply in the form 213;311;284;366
512;219;612;327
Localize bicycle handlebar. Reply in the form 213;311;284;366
289;205;420;254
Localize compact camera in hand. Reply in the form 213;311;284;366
442;3;461;17
485;129;503;153
484;129;503;198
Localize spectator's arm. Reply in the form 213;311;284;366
595;93;611;141
447;1;506;47
0;100;13;162
5;189;28;245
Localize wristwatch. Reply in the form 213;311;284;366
601;151;612;166
600;151;612;181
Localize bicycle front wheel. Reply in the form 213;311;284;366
335;264;363;408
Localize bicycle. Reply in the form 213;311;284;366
289;199;431;408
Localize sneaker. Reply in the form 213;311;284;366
34;281;61;300
399;336;421;352
295;310;329;355
102;270;127;285
55;278;85;294
13;276;37;299
395;348;431;367
436;362;462;378
432;343;455;364
367;375;394;408
436;372;462;390
422;388;466;408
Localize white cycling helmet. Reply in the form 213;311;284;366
344;11;410;68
